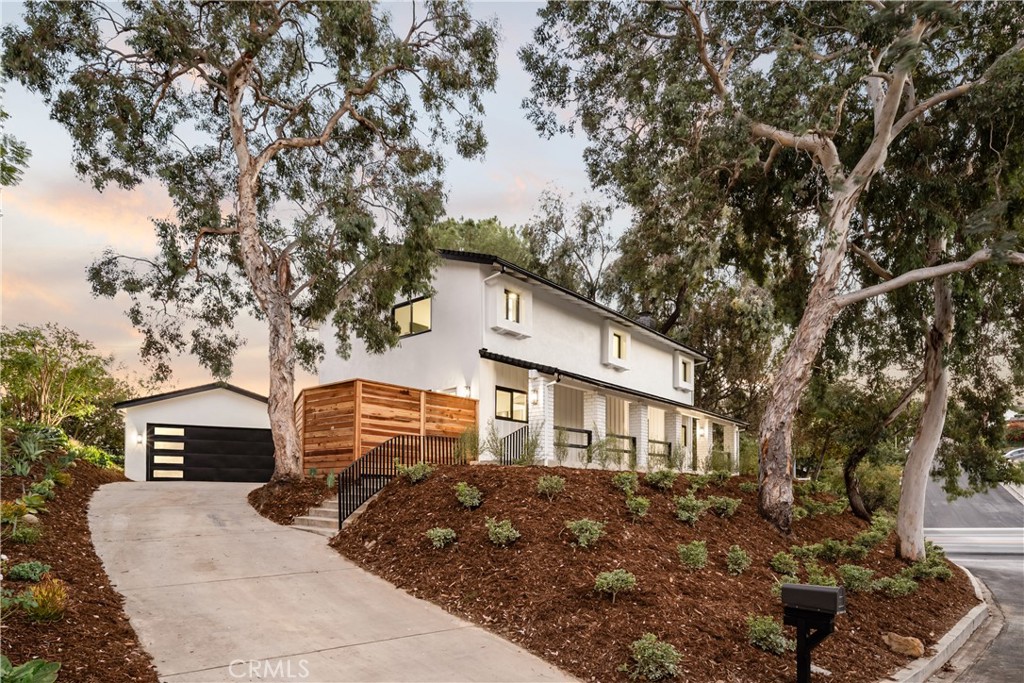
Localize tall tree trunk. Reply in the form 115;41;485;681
897;245;953;561
758;191;859;532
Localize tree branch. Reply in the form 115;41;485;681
849;243;894;281
749;122;843;181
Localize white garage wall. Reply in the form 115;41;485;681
122;389;270;481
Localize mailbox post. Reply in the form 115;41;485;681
781;584;846;683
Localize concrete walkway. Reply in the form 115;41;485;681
90;482;571;683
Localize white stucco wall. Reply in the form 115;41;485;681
121;389;270;481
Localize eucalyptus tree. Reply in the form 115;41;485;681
522;0;1024;532
3;1;498;479
0;102;31;186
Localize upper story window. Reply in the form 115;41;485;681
504;289;521;323
673;351;694;393
393;297;431;338
611;332;626;360
495;386;528;423
602;321;631;371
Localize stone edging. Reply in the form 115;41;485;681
880;565;991;683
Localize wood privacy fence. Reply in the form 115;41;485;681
294;379;478;473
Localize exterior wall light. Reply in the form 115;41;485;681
457;385;471;398
529;386;540;406
135;433;144;445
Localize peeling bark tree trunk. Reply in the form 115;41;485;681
897;246;954;560
758;191;859;533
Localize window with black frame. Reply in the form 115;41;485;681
393;297;431;337
495;386;528;423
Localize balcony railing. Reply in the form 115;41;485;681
647;439;673;469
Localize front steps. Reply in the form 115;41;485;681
292;498;339;537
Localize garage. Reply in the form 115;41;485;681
116;382;275;482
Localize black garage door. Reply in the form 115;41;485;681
146;424;274;482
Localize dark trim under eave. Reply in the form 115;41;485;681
479;348;747;427
113;382;268;409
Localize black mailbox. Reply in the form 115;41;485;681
781;584;846;616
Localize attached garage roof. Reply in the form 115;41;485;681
113;382;268;409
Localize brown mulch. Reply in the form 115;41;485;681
331;466;979;683
248;477;333;525
1;461;158;682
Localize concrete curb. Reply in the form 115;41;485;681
881;566;991;682
1001;482;1024;505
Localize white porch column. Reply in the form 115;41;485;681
664;411;685;467
733;426;741;474
695;418;711;472
529;373;555;465
583;391;607;443
628;402;650;471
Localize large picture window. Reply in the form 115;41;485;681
393;297;431;338
495;386;528;423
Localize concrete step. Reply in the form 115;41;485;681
292;515;338;530
290;523;335;537
307;507;339;519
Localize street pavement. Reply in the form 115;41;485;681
924;478;1024;682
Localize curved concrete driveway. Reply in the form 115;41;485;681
90;482;570;683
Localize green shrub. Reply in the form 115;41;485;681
9;526;41;544
738;434;758;476
769;552;800;576
738;481;758;493
25;578;66;622
708;449;732;473
873;575;919;597
536;475;566;501
453;481;483;509
485;517;520;547
455;427;480;463
857;462;903;513
325;472;336;489
853;512;896;549
1;501;27;524
792;506;808;521
747;615;795;655
676;541;707;570
0;655;61;683
726;545;751;575
705;495;741;517
901;542;953;581
619;633;681;681
395;460;435;484
838;564;876;592
1;588;37;620
790;543;822;561
770;575;800;597
424;527;457;549
71;444;122;469
29;480;56;501
626;495;651;520
816;539;851;563
804;560;837;587
16;494;47;515
645;469;678;490
595;569;636;603
612;471;640;495
7;561;51;582
566;518;606;548
674;494;708;525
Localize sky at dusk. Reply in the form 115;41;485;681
1;2;604;397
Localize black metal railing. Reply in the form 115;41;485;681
606;433;637;468
337;434;461;527
498;425;530;465
648;439;673;469
555;426;592;450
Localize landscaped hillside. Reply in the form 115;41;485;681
332;465;978;683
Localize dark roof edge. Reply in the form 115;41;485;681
479;349;747;427
114;382;268;409
441;249;709;362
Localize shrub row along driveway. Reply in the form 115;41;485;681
90;482;570;682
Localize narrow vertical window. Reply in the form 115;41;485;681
612;332;625;359
504;289;521;323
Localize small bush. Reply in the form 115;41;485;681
9;526;41;544
595;569;636;603
453;481;483;509
770;575;800;597
738;481;758;493
485;517;520;547
25;578;67;622
7;561;51;582
612;471;640;495
619;633;681;681
0;655;61;683
29;479;56;501
792;506;808;521
52;471;73;487
1;588;37;620
726;545;751;575
395;460;435;484
804;560;838;587
536;475;566;501
645;469;678;491
566;519;606;548
873;575;919;597
901;543;953;582
815;538;851;563
16;494;47;515
706;495;741;517
71;444;122;469
770;552;800;576
674;494;708;525
838;564;876;592
1;501;27;524
790;543;823;561
424;527;457;549
747;615;795;655
676;541;707;570
626;495;651;520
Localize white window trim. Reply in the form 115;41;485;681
487;277;532;338
673;351;695;392
601;321;631;371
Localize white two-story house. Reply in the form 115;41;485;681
318;250;745;471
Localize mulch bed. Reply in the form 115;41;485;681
248;477;333;525
332;465;978;683
1;461;158;682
